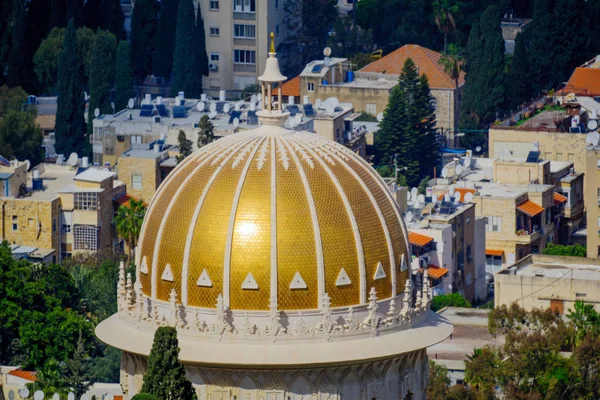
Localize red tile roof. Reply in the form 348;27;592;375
281;76;300;97
554;192;568;204
8;369;37;382
360;44;466;89
486;249;504;256
517;200;544;217
408;232;434;247
558;68;600;97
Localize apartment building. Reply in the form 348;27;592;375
0;158;125;262
196;0;287;91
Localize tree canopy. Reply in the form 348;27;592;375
177;130;193;163
172;0;203;97
130;0;158;80
114;199;147;264
152;0;178;79
87;30;117;133
542;243;587;258
114;40;134;112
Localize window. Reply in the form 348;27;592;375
209;0;219;10
233;0;256;12
74;192;99;211
12;215;17;231
234;49;256;64
366;103;377;114
597;158;600;169
209;26;220;36
486;255;502;269
545;208;551;224
307;82;314;92
466;216;471;224
27;218;34;227
73;225;99;251
210;52;220;62
62;211;73;233
532;245;539;254
132;175;143;190
234;24;256;39
131;135;142;145
486;216;502;232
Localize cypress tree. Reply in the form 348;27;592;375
152;0;179;79
176;130;193;163
84;0;103;30
7;0;32;91
197;115;214;148
55;19;87;155
50;0;68;28
67;0;84;27
376;58;438;187
506;32;531;110
114;41;134;112
171;0;199;97
130;0;158;80
103;0;126;40
194;9;209;84
528;0;555;93
87;30;117;134
140;327;197;400
0;0;14;85
460;22;482;127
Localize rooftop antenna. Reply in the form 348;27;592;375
376;112;384;122
94;108;100;118
209;110;217;119
257;93;262;102
67;152;78;167
127;98;135;109
464;192;474;203
196;101;205;112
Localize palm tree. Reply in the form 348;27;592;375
432;0;461;52
438;43;463;89
27;358;69;398
114;198;146;264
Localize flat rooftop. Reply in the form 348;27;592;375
329;77;396;90
500;254;600;281
25;164;79;201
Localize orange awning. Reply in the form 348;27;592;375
486;249;504;256
408;232;434;247
420;264;449;279
554;192;568;204
517;200;544;217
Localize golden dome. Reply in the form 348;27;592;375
137;125;410;311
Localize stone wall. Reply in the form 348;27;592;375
118;156;161;203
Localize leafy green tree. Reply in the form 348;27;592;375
102;0;126;40
438;43;463;89
567;301;600;346
327;15;374;59
132;395;159;400
427;360;450;398
172;0;201;97
55;19;87;155
140;327;197;400
27;358;69;398
152;0;178;79
114;199;146;264
417;177;430;195
115;41;134;112
177;130;193;163
197;115;215;149
76;27;95;83
34;28;65;94
376;58;439;186
63;333;94;399
194;8;209;86
464;346;498;398
130;0;158;80
460;5;505;126
280;0;337;76
431;292;471;311
87;30;117;134
542;243;586;258
0;85;44;164
50;0;68;28
433;0;461;52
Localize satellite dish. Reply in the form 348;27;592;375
376;112;384;122
454;192;461;203
18;388;29;398
8;390;15;400
250;94;257;104
80;394;89;400
209;102;216;113
233;117;240;128
464;192;474;203
456;165;463;175
323;47;332;57
127;98;134;109
209;110;217;119
476;146;482;153
68;393;75;400
448;185;456;196
406;211;414;222
586;131;600;147
325;105;335;116
24;159;31;170
406;191;411;202
286;117;298;129
441;167;449;178
223;103;231;113
257;93;262;101
324;97;339;109
588;119;599;131
315;98;322;109
464;157;472;168
417;194;425;203
410;187;418;200
94;108;100;118
52;394;60;400
294;114;303;124
67;152;79;167
196;102;205;112
34;390;44;400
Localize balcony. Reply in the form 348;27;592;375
515;226;542;243
233;11;255;21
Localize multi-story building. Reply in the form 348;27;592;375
402;194;487;303
0;157;125;262
290;44;464;139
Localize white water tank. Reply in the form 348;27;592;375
219;90;226;101
144;94;151;104
81;157;89;168
289;96;295;105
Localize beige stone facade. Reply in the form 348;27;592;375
585;148;600;257
117;154;164;203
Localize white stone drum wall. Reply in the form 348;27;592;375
120;349;428;400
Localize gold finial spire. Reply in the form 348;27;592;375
269;32;275;53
